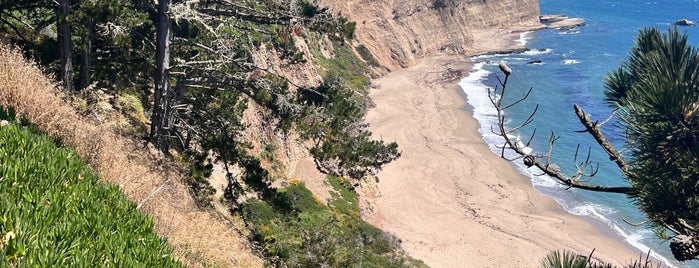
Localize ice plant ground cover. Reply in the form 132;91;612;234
0;107;180;267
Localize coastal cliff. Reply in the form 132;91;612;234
319;0;542;70
246;0;544;191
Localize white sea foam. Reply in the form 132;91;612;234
559;29;581;35
517;31;533;46
624;230;676;267
567;203;675;266
563;59;580;64
458;61;679;268
460;61;561;189
522;48;553;55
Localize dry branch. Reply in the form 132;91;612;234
489;62;634;194
573;104;630;173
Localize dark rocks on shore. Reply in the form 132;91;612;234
540;14;586;30
479;47;529;56
539;14;567;23
674;18;696;26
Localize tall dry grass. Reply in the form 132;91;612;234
0;44;262;267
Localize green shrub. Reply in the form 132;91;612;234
356;44;381;67
117;92;145;115
539;249;664;268
327;175;359;215
0;114;180;267
241;178;426;267
540;250;591;268
274;183;326;214
181;152;215;208
311;42;371;92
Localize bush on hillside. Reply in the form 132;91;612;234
241;176;426;267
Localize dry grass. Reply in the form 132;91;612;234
0;44;262;267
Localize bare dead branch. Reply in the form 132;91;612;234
574;104;630;173
502;87;534;110
503;105;538;135
489;62;634;194
622;215;651;226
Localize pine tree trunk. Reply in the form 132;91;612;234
78;17;93;90
57;0;73;91
151;0;173;152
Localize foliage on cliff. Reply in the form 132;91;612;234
1;0;405;265
241;176;425;267
0;0;399;199
0;44;262;266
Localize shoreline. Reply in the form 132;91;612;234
362;29;641;267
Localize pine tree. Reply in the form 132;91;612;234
604;27;699;261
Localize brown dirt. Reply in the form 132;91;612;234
0;44;262;267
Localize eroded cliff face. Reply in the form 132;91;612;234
229;0;543;203
320;0;541;69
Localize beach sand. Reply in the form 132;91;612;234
362;30;641;267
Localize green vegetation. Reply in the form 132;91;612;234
603;28;699;261
296;78;401;180
539;250;661;268
241;176;425;267
0;107;179;267
327;175;360;216
1;0;406;265
311;40;372;91
540;250;596;268
356;44;381;68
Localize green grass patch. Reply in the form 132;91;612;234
241;177;426;267
356;44;381;68
311;41;371;92
327;176;359;216
0;110;180;267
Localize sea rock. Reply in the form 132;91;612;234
527;60;542;64
547;18;586;29
539;14;567;23
674;18;696;26
540;14;586;30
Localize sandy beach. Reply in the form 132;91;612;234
362;30;641;267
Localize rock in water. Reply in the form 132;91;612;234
675;18;696;26
540;14;586;29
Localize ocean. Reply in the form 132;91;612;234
458;0;699;267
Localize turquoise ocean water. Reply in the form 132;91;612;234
459;0;699;266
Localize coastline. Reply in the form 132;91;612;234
361;30;641;267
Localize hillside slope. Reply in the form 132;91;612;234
0;45;262;267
